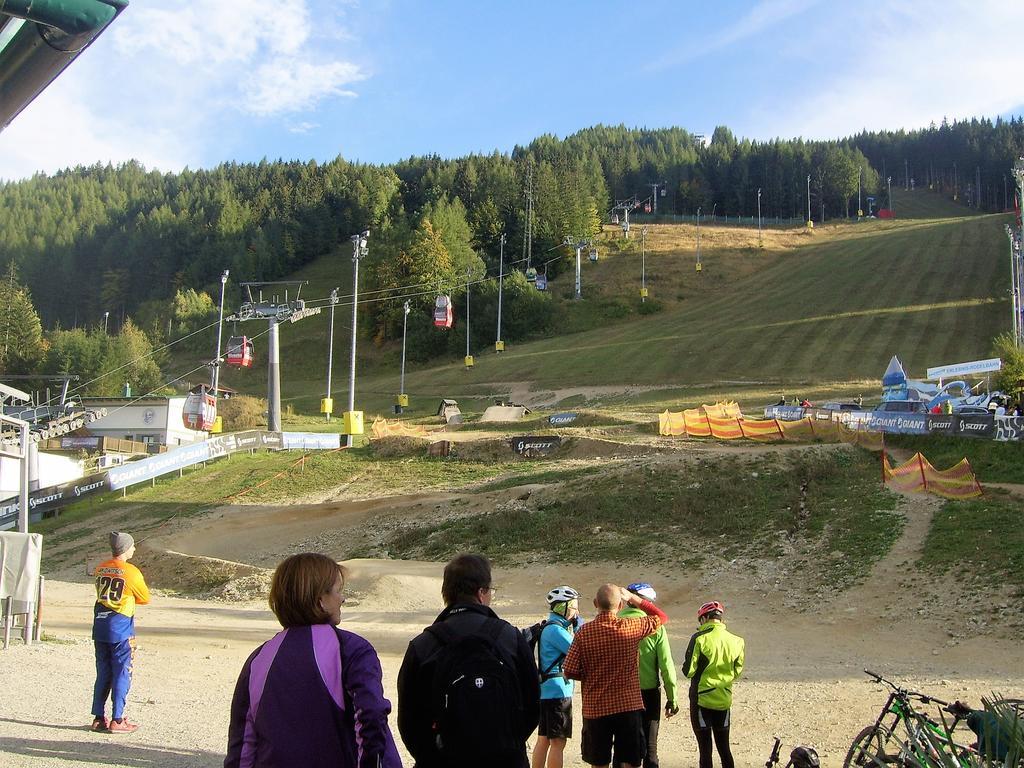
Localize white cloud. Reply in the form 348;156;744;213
112;0;363;117
288;121;320;134
0;71;199;181
750;1;1024;139
245;59;363;116
0;0;365;180
648;0;822;72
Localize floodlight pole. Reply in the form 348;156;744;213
347;232;368;447
806;175;811;224
465;267;472;361
858;167;863;218
696;207;702;270
325;288;339;422
1015;158;1024;342
496;233;505;351
400;300;410;396
641;225;647;302
757;188;763;248
212;269;228;394
1006;226;1020;346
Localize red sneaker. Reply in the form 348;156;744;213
90;717;108;732
107;718;139;734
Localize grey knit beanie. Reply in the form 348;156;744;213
110;531;134;556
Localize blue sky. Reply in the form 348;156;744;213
3;0;1024;181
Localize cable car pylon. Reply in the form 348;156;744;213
226;280;321;432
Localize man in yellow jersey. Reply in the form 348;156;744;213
91;532;150;733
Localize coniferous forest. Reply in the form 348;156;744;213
1;116;1023;393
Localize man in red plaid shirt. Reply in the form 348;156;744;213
563;584;669;768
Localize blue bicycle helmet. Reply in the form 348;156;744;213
627;582;657;601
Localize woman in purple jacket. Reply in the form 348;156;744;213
225;553;402;768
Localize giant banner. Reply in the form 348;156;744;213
106;441;212;490
865;413;929;434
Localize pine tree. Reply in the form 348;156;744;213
0;261;46;375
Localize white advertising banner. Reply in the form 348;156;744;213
926;358;1001;380
0;531;42;602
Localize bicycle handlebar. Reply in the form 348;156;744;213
862;670;954;710
766;738;782;768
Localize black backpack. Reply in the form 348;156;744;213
425;617;525;766
522;620;564;682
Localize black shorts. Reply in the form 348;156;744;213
539;697;573;739
582;710;645;766
691;704;731;731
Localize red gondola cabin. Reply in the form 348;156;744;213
182;384;217;431
434;295;454;329
226;336;254;368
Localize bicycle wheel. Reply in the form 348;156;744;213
845;725;897;768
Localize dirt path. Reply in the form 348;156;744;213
838;490;942;620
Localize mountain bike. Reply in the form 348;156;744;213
844;670;974;768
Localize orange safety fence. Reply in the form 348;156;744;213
659;408;883;450
883;452;983;499
370;417;430;440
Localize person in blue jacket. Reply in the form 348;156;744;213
531;586;583;768
225;553;401;768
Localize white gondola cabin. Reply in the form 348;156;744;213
434;295;454;329
226;336;254;368
182;384;217;431
535;273;548;291
525;267;537;282
589;248;599;262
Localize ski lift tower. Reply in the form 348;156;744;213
564;236;593;300
612;196;639;240
227;281;320;433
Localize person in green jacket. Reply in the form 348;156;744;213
682;601;744;768
612;582;679;768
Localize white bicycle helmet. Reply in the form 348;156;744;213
546;586;580;606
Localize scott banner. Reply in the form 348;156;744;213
0;473;109;529
926;415;956;435
956;414;994;439
510;436;561;458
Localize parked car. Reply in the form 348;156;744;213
875;400;929;414
821;401;865;412
954;406;991;416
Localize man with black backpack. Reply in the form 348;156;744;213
530;586;582;768
397;553;540;768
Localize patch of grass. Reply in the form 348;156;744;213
33;446;524;544
385;447;901;588
473;465;600;492
920;490;1024;592
885;435;1024;484
40;632;77;645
